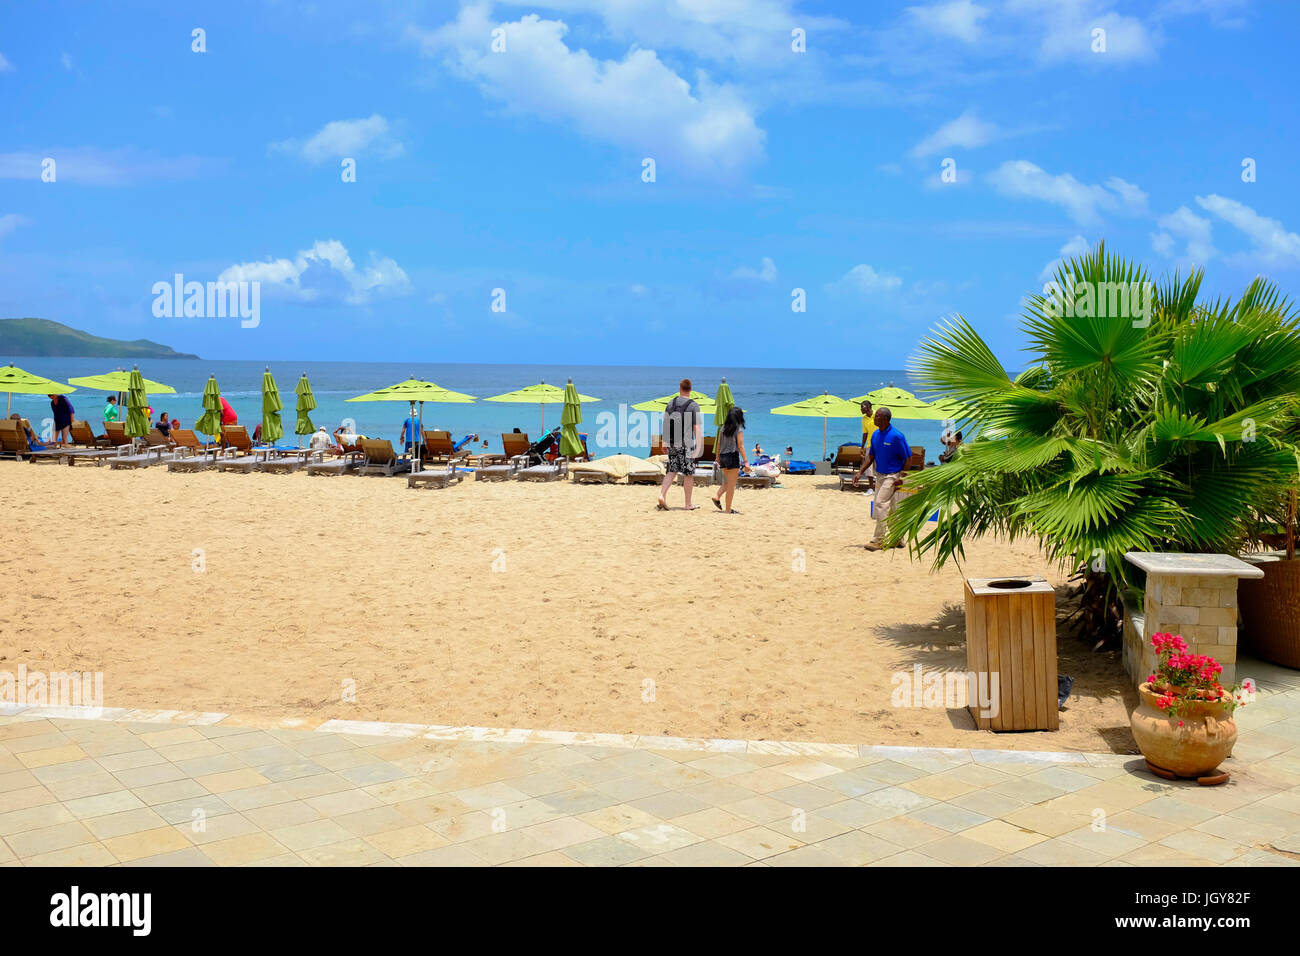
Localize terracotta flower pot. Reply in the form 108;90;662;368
1130;682;1237;778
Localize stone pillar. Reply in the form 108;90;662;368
1122;553;1264;686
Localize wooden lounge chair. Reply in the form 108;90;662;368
830;445;869;491
0;419;36;461
515;457;568;482
306;456;359;476
70;420;111;448
103;421;132;449
570;465;616;484
357;438;410;476
737;473;777;489
216;425;274;472
421;429;471;465
167;429;226;472
906;447;926;472
476;432;530;481
407;464;466;489
627;469;663;486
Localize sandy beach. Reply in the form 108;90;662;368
3;462;1137;753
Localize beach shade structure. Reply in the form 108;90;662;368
485;380;599;434
260;368;284;446
70;368;175;427
0;363;75;415
123;366;150;439
68;369;176;396
851;385;961;421
770;392;862;461
558;379;585;458
194;376;224;441
294;374;317;444
713;378;735;448
631;390;718;415
347;378;477;472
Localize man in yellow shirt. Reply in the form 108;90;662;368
860;400;876;450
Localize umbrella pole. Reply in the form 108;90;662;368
822;417;827;462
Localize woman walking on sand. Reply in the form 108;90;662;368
711;407;750;514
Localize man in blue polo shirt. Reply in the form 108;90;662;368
852;406;911;550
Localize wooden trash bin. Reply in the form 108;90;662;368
964;576;1058;731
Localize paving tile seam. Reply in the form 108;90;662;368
0;704;1139;767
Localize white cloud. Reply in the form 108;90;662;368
413;5;764;177
1039;234;1090;281
907;1;989;43
0;148;203;185
219;240;412;305
1195;195;1300;266
1008;0;1158;63
274;115;403;164
730;257;777;281
911;109;999;158
0;53;14;72
833;264;903;295
1151;206;1215;263
987;160;1147;224
0;213;27;240
60;52;73;71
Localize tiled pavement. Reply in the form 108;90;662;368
2;659;1299;867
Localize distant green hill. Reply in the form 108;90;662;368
0;318;199;359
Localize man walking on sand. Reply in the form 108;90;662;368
853;406;911;550
657;378;703;511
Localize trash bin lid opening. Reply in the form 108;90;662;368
988;579;1032;589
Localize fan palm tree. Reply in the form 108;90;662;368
889;242;1300;642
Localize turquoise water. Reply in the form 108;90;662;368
5;359;957;462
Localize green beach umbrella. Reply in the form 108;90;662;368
260;368;284;446
347;378;477;472
0;363;75;415
851;385;961;421
68;369;175;395
713;378;735;449
485;380;599;434
124;366;150;439
770;392;862;461
558;379;585;458
195;375;223;440
294;374;317;442
631;390;717;414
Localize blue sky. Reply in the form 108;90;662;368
2;0;1298;369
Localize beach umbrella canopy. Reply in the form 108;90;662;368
194;376;223;439
0;363;75;414
123;366;150;438
558;379;585;458
851;385;961;421
68;369;176;394
485;380;598;433
260;368;284;445
294;374;317;438
770;392;862;461
631;390;718;414
713;378;735;448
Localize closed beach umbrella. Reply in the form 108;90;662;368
631;390;717;414
851;385;961;421
713;378;735;448
770;392;861;461
195;375;223;441
485;380;599;434
347;377;477;473
294;374;317;443
124;366;150;439
558;379;585;458
0;363;74;415
260;368;284;446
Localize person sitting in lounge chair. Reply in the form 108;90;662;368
155;412;172;436
310;426;337;454
9;414;46;450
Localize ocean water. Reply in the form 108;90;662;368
5;359;957;462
